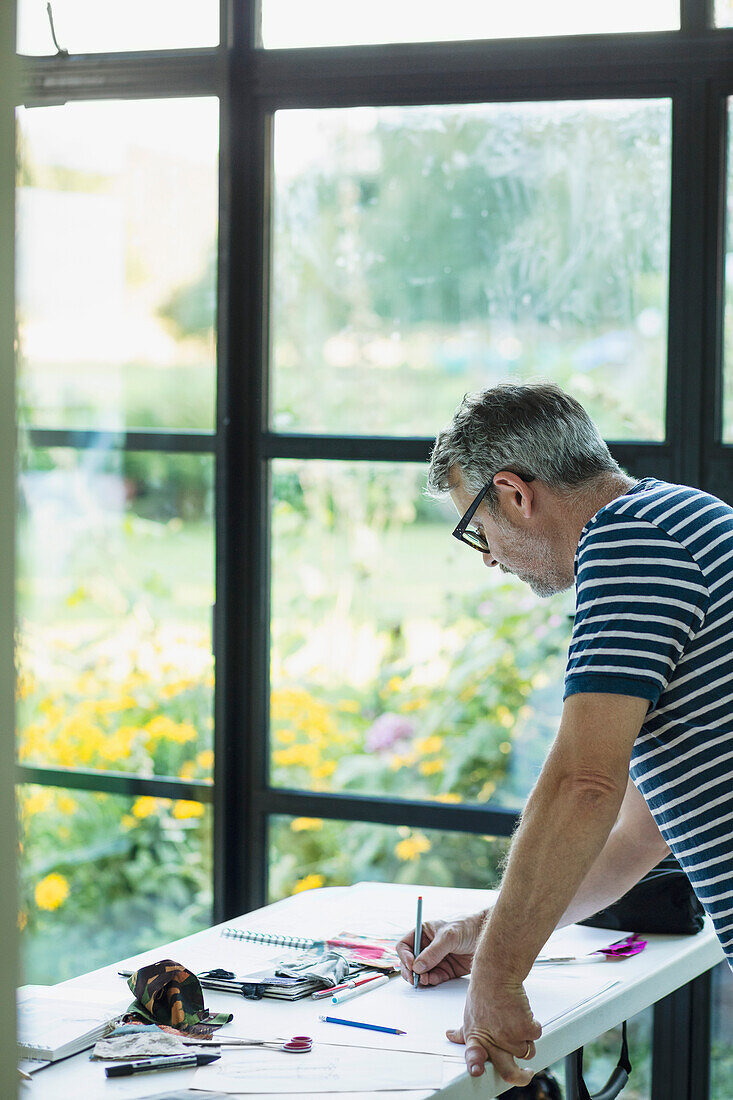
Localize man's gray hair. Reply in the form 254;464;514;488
427;382;622;504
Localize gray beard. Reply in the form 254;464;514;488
500;562;573;598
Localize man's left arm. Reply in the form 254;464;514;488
451;691;648;1087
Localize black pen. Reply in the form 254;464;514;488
105;1053;220;1077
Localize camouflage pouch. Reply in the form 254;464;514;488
127;959;233;1036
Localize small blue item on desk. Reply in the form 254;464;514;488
105;1053;220;1077
319;1015;406;1036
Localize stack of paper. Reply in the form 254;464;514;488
17;985;123;1062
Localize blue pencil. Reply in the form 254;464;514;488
319;1015;406;1035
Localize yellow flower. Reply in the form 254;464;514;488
275;729;296;744
56;794;78;815
419;759;444;776
395;834;431;862
497;706;515;729
172;800;204;820
23;788;54;818
400;698;426;712
416;735;443;756
121;814;137;830
385;676;404;693
197;749;214;770
15;670;36;700
292;873;325;894
132;796;159;819
146;715;197;744
311;761;336;779
337;700;359;713
35;873;70;911
178;761;196;780
17;909;28;931
290;817;323;832
478;780;496;801
435;792;461;803
160;679;194;699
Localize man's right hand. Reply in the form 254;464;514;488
395;911;488;986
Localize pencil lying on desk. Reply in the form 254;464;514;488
331;974;390;1004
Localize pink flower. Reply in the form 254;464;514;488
365;712;414;752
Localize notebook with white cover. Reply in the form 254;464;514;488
17;986;122;1062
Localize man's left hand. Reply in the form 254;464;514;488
446;971;542;1087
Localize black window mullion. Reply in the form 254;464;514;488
258;788;519;837
667;82;707;489
252;33;733;109
702;90;732;500
19;49;222;106
214;0;270;922
23;428;216;454
681;0;715;32
16;763;213;803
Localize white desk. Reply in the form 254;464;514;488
21;882;723;1099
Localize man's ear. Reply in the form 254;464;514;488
492;471;534;520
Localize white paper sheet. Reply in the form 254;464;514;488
191;1046;444;1093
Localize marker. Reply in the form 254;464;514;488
105;1053;220;1077
331;974;389;1004
413;895;423;988
319;1015;406;1035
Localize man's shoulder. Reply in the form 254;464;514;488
585;478;730;543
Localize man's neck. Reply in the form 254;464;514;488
562;473;637;563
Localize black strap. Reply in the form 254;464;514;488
575;1021;632;1100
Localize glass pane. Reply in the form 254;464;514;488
17;0;219;54
712;961;733;1099
723;102;733;442
551;1010;651;1100
715;1;733;26
16;99;219;431
17;446;214;780
269;816;511;901
272;101;671;440
18;785;212;983
262;1;678;48
270;460;572;805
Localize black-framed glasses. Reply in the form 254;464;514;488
452;483;493;553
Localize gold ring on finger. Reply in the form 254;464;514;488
521;1040;532;1059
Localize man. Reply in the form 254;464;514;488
395;382;733;1089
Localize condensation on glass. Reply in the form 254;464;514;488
16;447;215;778
270;100;671;441
269;459;572;807
268;815;512;902
18;784;212;985
15;98;219;431
260;0;678;48
16;0;219;54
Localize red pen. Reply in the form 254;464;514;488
311;972;385;1000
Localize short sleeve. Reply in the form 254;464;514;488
564;514;710;706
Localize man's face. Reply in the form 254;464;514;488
449;476;572;598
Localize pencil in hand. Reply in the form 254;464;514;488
413;895;423;988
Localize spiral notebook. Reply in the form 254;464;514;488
17;987;121;1062
220;927;399;970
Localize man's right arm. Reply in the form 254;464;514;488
397;774;669;983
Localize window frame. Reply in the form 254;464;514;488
14;1;733;1090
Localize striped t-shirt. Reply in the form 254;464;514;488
564;477;733;966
